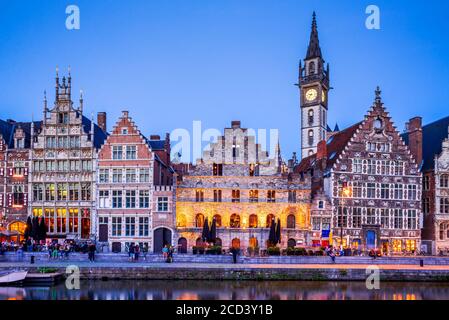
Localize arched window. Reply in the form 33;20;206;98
308;130;314;146
231;238;240;249
266;214;275;228
287;238;296;248
213;214;222;227
249;214;258;228
309;61;316;75
177;214;186;228
308;109;314;125
441;175;449;188
249;237;258;248
230;214;240;228
195;214;205;228
287;214;296;229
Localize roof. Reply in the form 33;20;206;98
306;12;322;60
295;121;362;173
81;115;108;149
0;119;42;149
402;116;449;171
147;139;166;151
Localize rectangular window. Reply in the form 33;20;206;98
393;184;403;200
139;190;149;208
126;146;137;160
232;190;240;203
312;217;321;231
139;217;149;237
267;190;276;203
195;190;204;202
394;161;404;176
440;198;449;214
45;184;55;201
139;168;149;183
126;190;136;208
423;176;430;191
250;190;259;203
212;163;223;176
367;183;376;199
81;160;92;171
81;183;91;201
367;160;376;175
126;169;136;183
157;197;169;212
112;169;122;183
112;217;122;236
99;190;109;208
337;207;348;228
125;217;135;236
99;169;109;183
112;190;122;208
112;146;123;160
57;183;67;201
288;190;296;203
407;210;417;230
352;182;363;198
407;185;417;200
380;160;389;175
381;209;390;229
213;189;222;202
394;209;403;229
68;183;79;201
13;185;24;205
352;159;363;173
352;207;362;228
33;184;43;201
380;184;390;199
366;208;376;225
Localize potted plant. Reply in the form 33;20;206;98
267;246;280;256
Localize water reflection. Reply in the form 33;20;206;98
1;281;449;300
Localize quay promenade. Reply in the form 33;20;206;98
2;253;449;281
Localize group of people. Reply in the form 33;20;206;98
126;243;148;262
47;242;72;260
162;245;174;262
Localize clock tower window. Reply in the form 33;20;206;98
308;130;314;146
308;110;314;125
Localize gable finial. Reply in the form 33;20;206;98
375;86;382;104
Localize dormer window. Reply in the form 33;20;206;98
16;139;24;149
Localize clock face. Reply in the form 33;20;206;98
305;88;318;101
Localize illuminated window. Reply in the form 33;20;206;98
213;214;222;227
195;214;205;228
266;214;275;228
249;214;258;228
287;214;296;229
249;190;258;203
230;214;240;228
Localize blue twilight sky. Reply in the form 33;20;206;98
0;0;448;162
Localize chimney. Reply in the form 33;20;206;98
231;121;241;129
407;117;423;167
97;112;107;132
316;140;327;172
150;135;161;140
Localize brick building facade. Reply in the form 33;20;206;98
96;111;174;253
0;120;40;240
403;116;449;254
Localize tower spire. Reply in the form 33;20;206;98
375;86;382;104
306;11;322;60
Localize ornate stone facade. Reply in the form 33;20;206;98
29;71;107;240
175;121;311;253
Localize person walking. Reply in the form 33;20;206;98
162;245;169;259
230;247;238;264
88;242;96;262
134;244;140;262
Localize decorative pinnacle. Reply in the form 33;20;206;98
56;66;59;77
375;86;382;103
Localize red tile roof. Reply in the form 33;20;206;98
295;121;362;173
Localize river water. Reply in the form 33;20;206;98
1;280;449;300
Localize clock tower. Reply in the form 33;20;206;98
298;12;330;159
